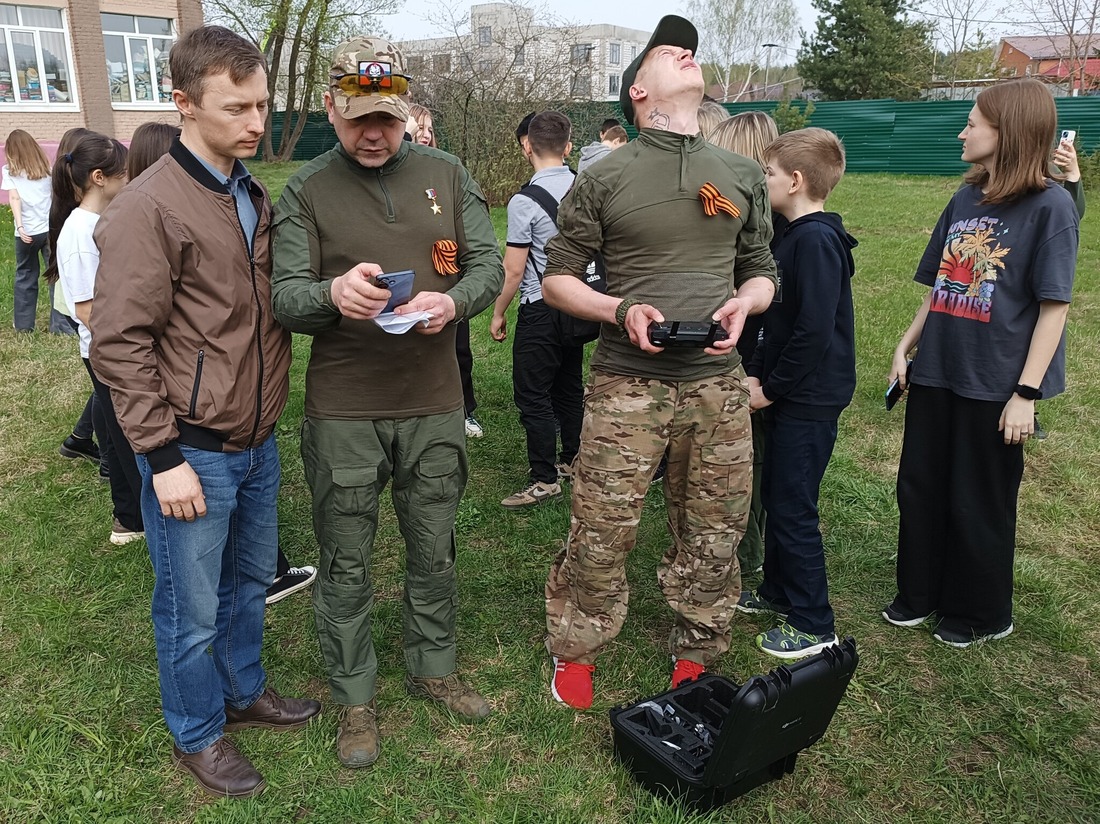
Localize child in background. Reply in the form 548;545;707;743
740;128;857;659
46;133;144;546
709;112;780;580
51;127;101;467
883;80;1078;647
2;128;70;334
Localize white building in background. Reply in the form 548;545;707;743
398;3;651;102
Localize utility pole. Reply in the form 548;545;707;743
762;43;779;100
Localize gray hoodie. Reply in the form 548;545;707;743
578;141;613;172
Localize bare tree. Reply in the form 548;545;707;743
685;0;798;101
206;0;398;161
406;1;599;202
1017;0;1100;93
920;0;1000;88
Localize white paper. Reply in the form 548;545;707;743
372;310;433;334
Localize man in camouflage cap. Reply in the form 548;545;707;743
271;36;503;767
540;15;777;710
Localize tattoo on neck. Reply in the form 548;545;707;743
646;108;670;130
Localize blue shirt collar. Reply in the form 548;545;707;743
192;153;252;189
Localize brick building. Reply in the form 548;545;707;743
0;0;201;143
996;34;1100;94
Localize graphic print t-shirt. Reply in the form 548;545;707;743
911;183;1078;401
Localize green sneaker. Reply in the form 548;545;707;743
735;589;788;619
756;623;838;660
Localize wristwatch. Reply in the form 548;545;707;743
1014;384;1042;400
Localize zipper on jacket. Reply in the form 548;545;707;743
188;349;205;419
376;170;396;223
231;197;265;449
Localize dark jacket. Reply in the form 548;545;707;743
90;139;292;472
746;211;857;420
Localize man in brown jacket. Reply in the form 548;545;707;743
89;26;319;799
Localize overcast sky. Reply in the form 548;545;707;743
379;0;820;61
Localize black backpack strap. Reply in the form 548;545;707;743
515;183;566;283
517;183;560;223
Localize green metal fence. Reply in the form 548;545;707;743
268;97;1100;176
717;98;1100;175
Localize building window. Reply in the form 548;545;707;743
570;72;589;97
433;53;451;74
608;73;619;95
571;43;591;64
514;44;524;66
407;55;424;76
609;42;620;65
0;5;76;106
478;26;491;46
477;59;491;73
630;45;637;60
101;14;175;105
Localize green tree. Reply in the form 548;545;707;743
797;0;934;100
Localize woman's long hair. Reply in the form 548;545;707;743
44;133;127;283
964;79;1057;204
4;129;50;180
127;122;180;180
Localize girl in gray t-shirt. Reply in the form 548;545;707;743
881;79;1079;649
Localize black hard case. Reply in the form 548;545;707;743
610;637;858;811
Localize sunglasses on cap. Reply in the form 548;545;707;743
333;61;411;96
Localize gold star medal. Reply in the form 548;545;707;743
426;188;442;215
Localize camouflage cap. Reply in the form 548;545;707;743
329;36;411;121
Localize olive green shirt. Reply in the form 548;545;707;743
545;128;778;382
271;141;502;419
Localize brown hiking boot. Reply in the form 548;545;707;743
172;736;265;798
405;673;492;721
337;701;379;768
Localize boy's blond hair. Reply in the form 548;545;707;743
763;127;845;202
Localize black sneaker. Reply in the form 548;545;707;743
933;622;1014;648
651;456;667;485
265;566;317;606
881;599;931;628
99;462;110;483
60;435;100;463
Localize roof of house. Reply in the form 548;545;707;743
999;34;1100;60
1040;57;1100;76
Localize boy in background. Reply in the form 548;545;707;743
739;128;857;658
491;111;583;508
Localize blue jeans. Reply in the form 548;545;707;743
757;409;838;638
136;435;280;753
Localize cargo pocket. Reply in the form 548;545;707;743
325;466;377;588
415;450;462;506
698;441;752;499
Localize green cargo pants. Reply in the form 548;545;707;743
545;369;753;667
301;411;466;706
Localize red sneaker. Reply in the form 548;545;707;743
671;658;706;689
551;657;595;710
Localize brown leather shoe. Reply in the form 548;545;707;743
337;701;380;768
405;673;492;721
224;688;321;732
172;736;266;798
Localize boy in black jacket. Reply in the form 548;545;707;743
739;128;857;658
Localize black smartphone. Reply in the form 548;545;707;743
376;269;415;313
885;360;914;411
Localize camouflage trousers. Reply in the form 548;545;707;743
545;369;753;666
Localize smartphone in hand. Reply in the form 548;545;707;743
885;360;914;411
376;270;415;313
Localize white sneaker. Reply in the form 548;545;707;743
464;416;485;438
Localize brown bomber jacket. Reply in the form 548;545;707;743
90;140;292;473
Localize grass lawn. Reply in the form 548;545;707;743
1;168;1098;823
